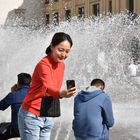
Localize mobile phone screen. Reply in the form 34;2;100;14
66;80;75;89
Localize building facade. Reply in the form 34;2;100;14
44;0;140;24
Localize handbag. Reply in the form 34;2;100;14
0;122;11;134
40;95;61;117
0;122;20;137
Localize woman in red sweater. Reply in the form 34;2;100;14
18;32;76;140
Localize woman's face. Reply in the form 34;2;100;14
51;40;71;63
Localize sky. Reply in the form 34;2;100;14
0;0;23;24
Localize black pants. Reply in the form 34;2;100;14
0;123;19;140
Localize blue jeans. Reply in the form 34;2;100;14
18;107;54;140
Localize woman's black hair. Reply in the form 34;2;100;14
45;32;73;55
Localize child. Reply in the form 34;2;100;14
73;79;114;140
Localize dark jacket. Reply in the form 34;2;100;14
0;86;29;129
73;86;114;140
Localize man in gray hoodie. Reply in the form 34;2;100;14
73;79;114;140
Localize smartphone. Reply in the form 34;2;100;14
66;80;75;89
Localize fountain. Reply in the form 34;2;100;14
0;13;140;140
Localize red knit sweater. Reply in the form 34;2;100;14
22;55;65;116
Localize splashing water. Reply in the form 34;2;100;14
0;13;140;139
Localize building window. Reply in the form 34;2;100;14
128;37;140;62
53;12;59;25
128;0;134;13
78;7;85;19
65;9;71;21
108;0;112;13
46;14;50;24
45;0;49;4
92;3;100;16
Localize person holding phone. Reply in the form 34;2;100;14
0;73;31;140
18;32;76;140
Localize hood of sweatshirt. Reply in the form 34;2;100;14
78;86;103;102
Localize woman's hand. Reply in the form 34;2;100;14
59;87;76;98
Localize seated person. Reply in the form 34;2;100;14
0;73;31;140
73;78;114;140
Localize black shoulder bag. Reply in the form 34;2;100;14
0;122;11;134
40;93;61;117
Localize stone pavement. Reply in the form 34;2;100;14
130;76;140;88
9;126;140;140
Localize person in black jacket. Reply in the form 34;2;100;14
0;73;31;140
